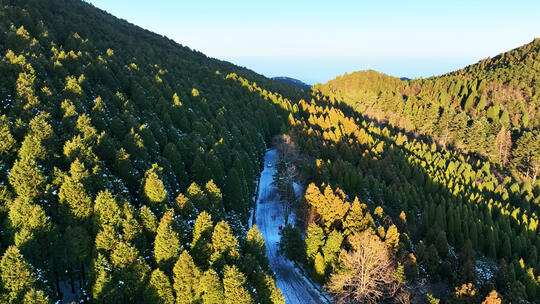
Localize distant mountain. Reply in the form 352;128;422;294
272;76;311;91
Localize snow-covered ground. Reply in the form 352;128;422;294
255;149;328;304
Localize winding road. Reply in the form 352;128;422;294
254;149;328;304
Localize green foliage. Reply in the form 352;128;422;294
8;158;45;201
0;246;36;303
343;198;374;235
245;225;268;270
173;250;201;304
286;69;540;301
0;2;295;295
313;252;326;282
211;221;240;267
511;130;540;182
223;265;253;304
305;222;325;263
278;225;304;262
314;39;540;177
1;0;537;301
426;293;440;304
321;230;343;269
143;164;168;210
200;269;224;304
144;269;175;304
154;210;181;272
191;211;214;266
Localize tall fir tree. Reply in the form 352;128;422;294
144;269;175;304
223;265;253;304
200;269;224;304
173;250;201;304
154;210;181;272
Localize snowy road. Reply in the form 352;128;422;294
255;149;328;304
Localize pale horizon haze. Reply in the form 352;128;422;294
85;0;540;84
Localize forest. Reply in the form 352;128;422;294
0;0;539;303
0;0;306;302
314;40;539;183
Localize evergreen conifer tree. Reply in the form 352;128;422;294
200;269;224;304
154;210;181;272
173;250;201;304
144;269;175;304
223;265;252;304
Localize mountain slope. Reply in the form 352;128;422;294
452;38;540;87
314;39;539;181
0;0;303;302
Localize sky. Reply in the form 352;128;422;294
86;0;540;84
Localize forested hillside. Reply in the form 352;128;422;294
315;39;540;182
1;0;539;303
0;0;306;302
270;88;540;303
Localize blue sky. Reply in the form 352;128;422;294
86;0;539;84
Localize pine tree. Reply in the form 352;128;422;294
305;222;325;263
8;158;46;201
163;142;188;188
223;265;253;304
139;205;158;236
191;153;213;186
487;229;497;259
263;274;284;304
304;184;350;231
143;164;168;210
459;240;477;284
144;269;175;304
58;159;93;221
245;225;268;269
384;224;400;254
22;288;51;304
313;252;326;282
211;221;240;267
0;246;36;303
187;182;210;212
205;180;224;214
343;197;373;235
154;210;181;272
175;192;193;216
463;94;476;112
0;115;16;159
511;130;539;182
173;250;201;304
191;211;214;267
223;167;244;215
64;225;92;279
321;230;343;269
93;189;122;231
200;269;224;304
278;225;304;262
